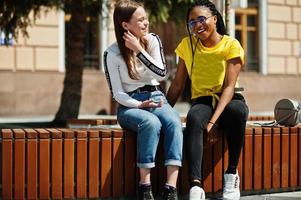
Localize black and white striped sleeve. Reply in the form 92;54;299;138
103;51;142;108
136;33;167;81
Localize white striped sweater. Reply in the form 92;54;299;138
103;33;167;108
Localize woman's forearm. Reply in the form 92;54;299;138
167;83;184;107
210;86;234;123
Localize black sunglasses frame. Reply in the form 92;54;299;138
187;15;214;29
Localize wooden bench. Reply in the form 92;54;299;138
66;115;274;128
67;115;118;128
1;126;301;199
247;115;274;121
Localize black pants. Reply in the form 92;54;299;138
185;93;249;182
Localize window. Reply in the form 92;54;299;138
247;0;258;7
64;6;100;70
235;8;258;71
83;16;100;70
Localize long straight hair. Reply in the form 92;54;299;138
113;0;148;80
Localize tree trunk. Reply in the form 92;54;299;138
52;1;87;127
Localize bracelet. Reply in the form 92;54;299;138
208;121;218;127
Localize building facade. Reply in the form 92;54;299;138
0;0;301;117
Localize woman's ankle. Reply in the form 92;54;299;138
226;165;237;174
190;179;202;188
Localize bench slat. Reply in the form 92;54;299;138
76;131;88;198
299;127;301;187
100;130;112;197
290;127;298;187
112;129;124;197
254;128;263;190
88;130;100;198
237;151;243;191
263;128;272;189
51;129;63;199
2;129;13;199
25;129;38;199
281;127;289;188
203;145;213;192
243;128;253;190
62;129;75;198
38;129;50;199
14;129;26;199
272;127;281;189
213;138;223;193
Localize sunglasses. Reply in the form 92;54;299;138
187;15;214;29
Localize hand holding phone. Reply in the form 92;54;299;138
138;98;163;108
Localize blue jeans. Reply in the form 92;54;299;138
117;90;183;168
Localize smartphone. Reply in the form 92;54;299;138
150;94;163;104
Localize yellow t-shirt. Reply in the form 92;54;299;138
175;35;244;102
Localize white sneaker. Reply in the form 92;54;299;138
223;172;240;200
189;186;205;200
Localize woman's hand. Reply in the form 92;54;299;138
138;98;163;108
123;31;143;53
206;122;214;133
205;121;221;145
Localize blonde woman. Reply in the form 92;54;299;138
103;1;183;199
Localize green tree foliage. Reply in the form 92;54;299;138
1;0;230;41
0;0;63;40
142;0;194;23
0;0;102;40
1;0;195;41
0;0;228;126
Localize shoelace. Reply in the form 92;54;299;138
234;176;239;188
225;176;239;190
